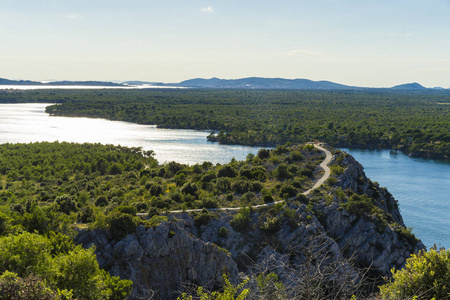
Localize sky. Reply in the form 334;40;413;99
1;0;450;87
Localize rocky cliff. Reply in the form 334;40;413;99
76;150;425;299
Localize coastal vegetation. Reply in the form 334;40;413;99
380;246;450;300
0;142;322;219
0;141;437;299
2;88;448;158
0;88;449;298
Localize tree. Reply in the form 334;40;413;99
0;232;132;300
107;212;136;241
379;247;450;300
0;271;70;300
230;207;252;232
178;274;249;300
55;194;78;215
254;272;286;300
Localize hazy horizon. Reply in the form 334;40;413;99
1;0;449;88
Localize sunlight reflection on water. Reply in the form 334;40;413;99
0;103;263;165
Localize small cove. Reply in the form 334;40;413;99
340;148;450;249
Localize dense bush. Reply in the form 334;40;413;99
230;208;252;232
341;194;374;216
217;165;237;178
379;247;450;300
0;232;132;300
107;212;137;241
0;271;65;300
54;194;78;215
194;209;214;227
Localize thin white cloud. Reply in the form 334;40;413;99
283;49;318;56
66;13;84;19
201;6;214;13
371;32;413;38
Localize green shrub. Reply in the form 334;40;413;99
242;192;256;202
0;271;67;300
395;226;419;246
47;232;75;256
257;149;270;159
217;165;237;178
194;209;214;227
0;213;9;236
256;272;286;299
132;201;148;212
54;194;78;215
199;198;218;209
283;207;298;228
379;247;450;300
77;207;94;223
0;232;52;276
326;177;337;186
218;226;229;238
341;194;374;216
181;182;198;196
263;194;274;203
150;197;172;209
330;165;345;175
230;207;252;232
147;207;160;218
107;212;136;241
250;181;263;193
94;195;109;207
215;178;231;193
201;172;216;183
259;217;280;235
290;151;304;162
231;180;250;194
279;184;297;198
116;205;137;216
296;193;309;204
149;184;163;196
273;164;292;180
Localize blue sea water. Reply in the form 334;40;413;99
341;148;450;249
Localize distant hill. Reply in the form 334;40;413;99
48;80;124;86
0;78;41;85
0;77;125;86
173;77;358;90
122;80;162;86
2;76;449;91
391;82;427;90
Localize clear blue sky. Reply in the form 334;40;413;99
1;0;450;87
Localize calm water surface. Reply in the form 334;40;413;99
0;103;262;164
341;148;450;249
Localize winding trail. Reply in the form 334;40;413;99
139;144;333;215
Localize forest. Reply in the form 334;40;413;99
1;88;449;299
1;88;448;159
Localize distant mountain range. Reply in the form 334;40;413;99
1;76;448;91
163;78;450;91
170;77;357;90
0;78;124;86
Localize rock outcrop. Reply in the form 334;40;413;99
75;150;425;299
76;222;239;300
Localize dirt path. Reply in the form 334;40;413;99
139;144;333;215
